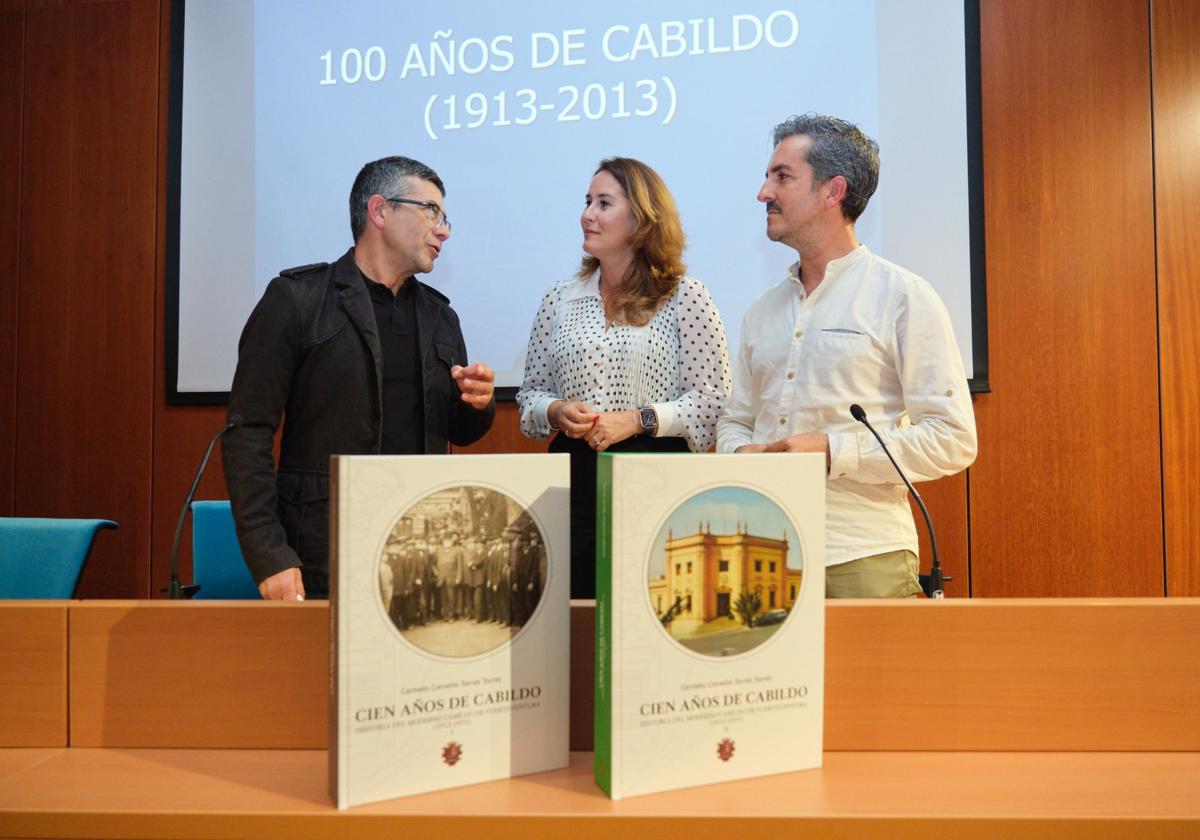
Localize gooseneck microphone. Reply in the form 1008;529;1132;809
163;415;243;599
849;404;947;598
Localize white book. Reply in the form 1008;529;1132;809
329;454;570;808
594;453;825;799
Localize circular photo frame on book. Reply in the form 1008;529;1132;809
647;485;805;658
377;485;548;657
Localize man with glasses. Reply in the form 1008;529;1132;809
223;156;495;601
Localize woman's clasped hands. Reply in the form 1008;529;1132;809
548;400;639;452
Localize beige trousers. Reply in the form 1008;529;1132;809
825;549;922;599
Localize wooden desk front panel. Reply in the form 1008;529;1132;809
0;602;67;747
54;599;1200;751
825;599;1200;750
68;601;327;748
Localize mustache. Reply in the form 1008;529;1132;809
766;202;781;213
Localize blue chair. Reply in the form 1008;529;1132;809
191;500;260;599
0;518;117;598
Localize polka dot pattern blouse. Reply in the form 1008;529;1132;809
516;274;731;452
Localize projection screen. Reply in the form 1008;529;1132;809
167;0;986;402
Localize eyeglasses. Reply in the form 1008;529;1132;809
385;197;451;232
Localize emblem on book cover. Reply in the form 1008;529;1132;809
441;741;463;767
648;486;804;658
378;485;548;657
716;738;735;762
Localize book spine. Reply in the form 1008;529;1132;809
593;454;614;797
328;457;342;808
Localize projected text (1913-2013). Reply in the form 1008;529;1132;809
421;78;677;140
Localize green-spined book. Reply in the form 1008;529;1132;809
595;453;825;799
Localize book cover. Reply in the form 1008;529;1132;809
329;454;569;808
595;453;825;799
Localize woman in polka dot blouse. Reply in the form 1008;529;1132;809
516;157;732;598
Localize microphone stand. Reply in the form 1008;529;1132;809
163;416;241;599
849;405;948;598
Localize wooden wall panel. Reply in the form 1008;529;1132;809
0;603;67;747
1153;0;1200;596
15;0;160;596
147;0;228;594
912;471;970;597
151;407;229;594
970;0;1162;596
0;9;22;515
451;401;548;455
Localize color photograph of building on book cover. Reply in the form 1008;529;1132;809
648;486;803;658
378;485;547;658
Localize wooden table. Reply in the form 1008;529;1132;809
2;598;1198;838
2;748;1197;838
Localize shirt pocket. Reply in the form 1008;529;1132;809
434;341;459;370
430;341;459;402
806;329;876;392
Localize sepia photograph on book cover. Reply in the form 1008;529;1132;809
329;454;570;809
594;453;825;799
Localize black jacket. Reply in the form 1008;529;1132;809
222;248;494;584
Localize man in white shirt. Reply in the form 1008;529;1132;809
716;114;977;598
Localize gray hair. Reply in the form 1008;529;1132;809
772;114;879;222
349;156;445;240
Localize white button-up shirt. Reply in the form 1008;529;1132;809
716;245;976;566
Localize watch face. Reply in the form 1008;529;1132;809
640;408;657;431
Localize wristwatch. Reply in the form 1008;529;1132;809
638;406;659;437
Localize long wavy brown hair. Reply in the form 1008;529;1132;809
577;157;686;327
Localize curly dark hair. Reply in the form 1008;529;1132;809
772;114;879;222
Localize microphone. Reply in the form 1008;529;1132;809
848;404;948;598
163;415;243;599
